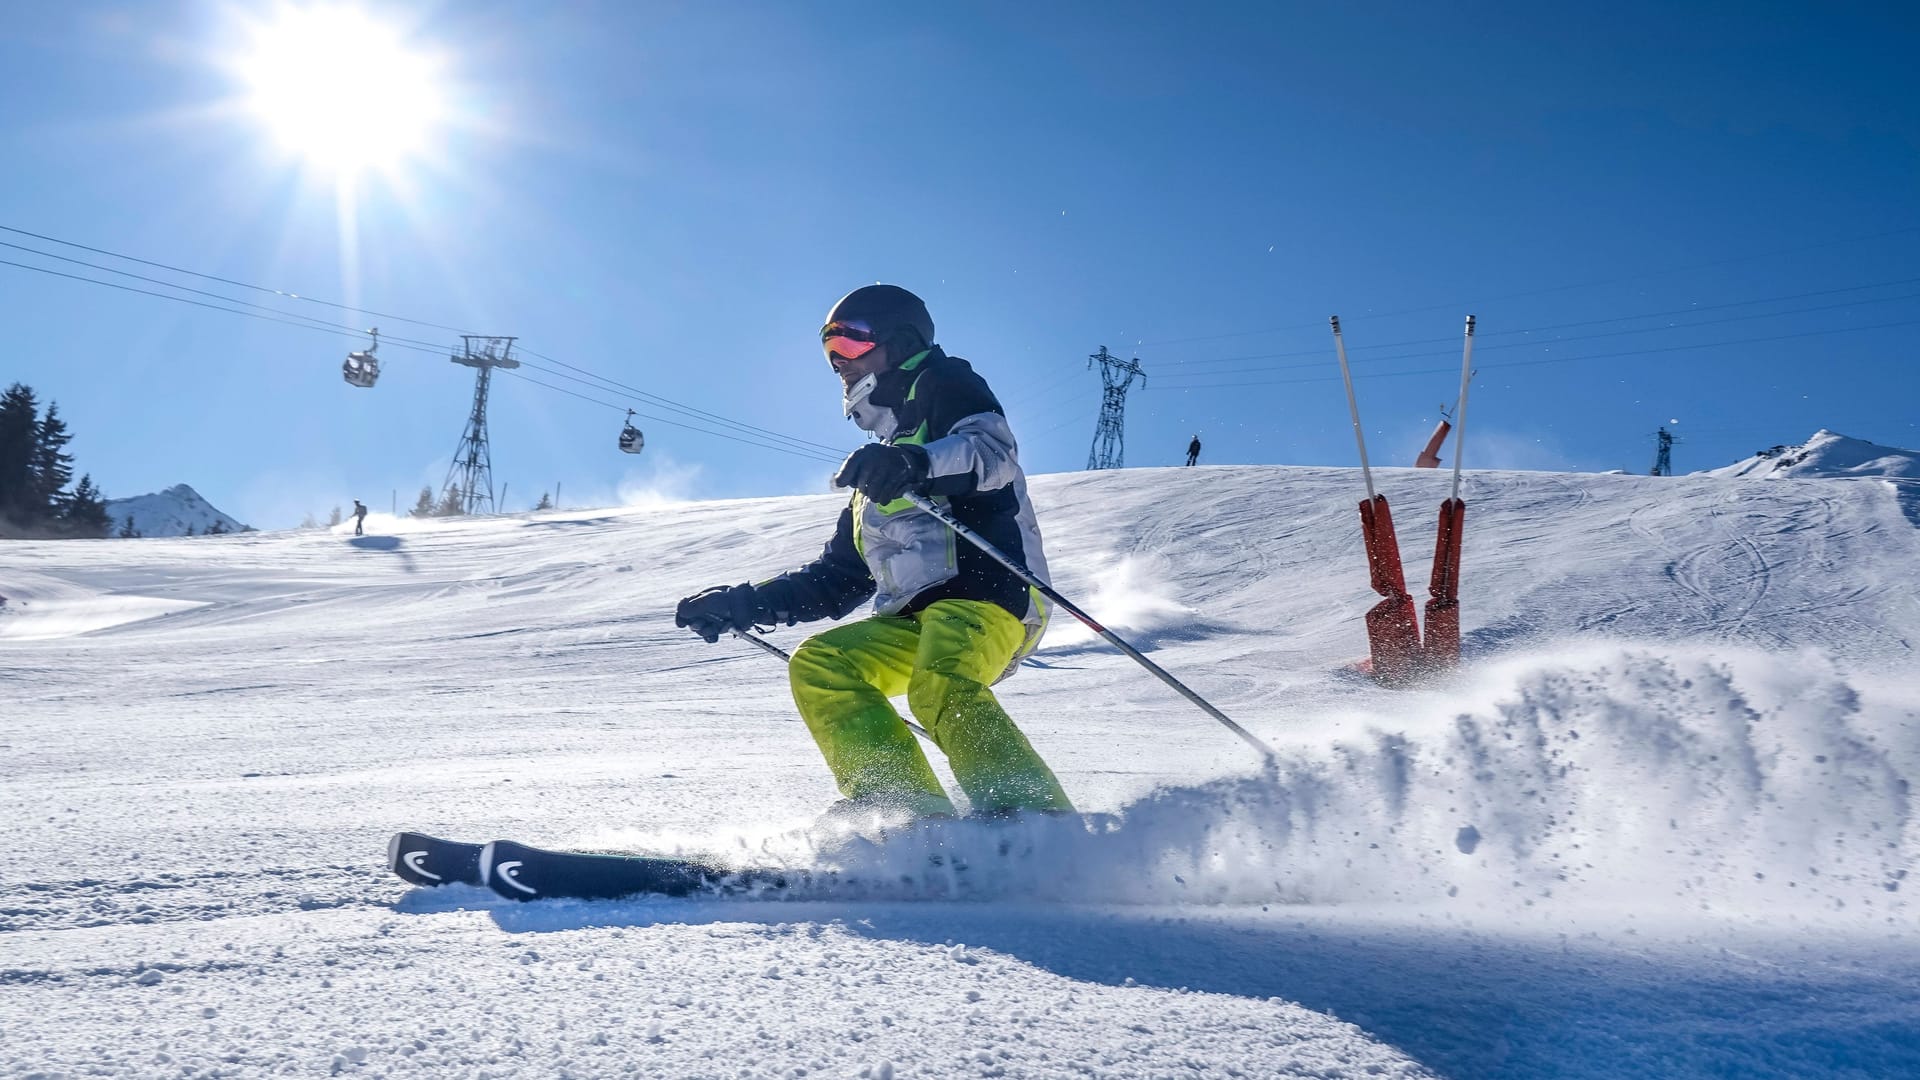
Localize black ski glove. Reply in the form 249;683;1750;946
675;582;762;643
834;443;930;504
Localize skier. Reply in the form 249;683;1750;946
352;500;368;536
674;284;1073;821
1185;435;1201;467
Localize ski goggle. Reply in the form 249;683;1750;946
822;319;880;360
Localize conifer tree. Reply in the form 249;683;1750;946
534;491;553;511
411;486;435;517
328;505;342;527
117;515;141;538
0;383;39;530
61;474;112;538
32;402;74;518
435;487;465;516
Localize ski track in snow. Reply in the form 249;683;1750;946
3;465;1919;1078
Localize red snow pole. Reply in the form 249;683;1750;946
1421;316;1476;672
1413;419;1451;468
1360;494;1423;683
1423;498;1465;667
1332;316;1423;686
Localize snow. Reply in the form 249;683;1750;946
1705;428;1920;480
103;482;248;537
3;462;1918;1077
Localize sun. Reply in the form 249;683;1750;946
234;5;445;179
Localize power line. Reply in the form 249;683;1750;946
0;241;850;462
1156;288;1920;384
503;371;842;464
1136;222;1920;347
1157;316;1920;392
0;257;384;341
505;356;848;460
0;223;474;335
516;347;848;456
1154;273;1920;373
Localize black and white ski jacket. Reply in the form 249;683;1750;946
755;346;1051;680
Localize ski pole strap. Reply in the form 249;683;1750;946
902;493;1276;764
733;631;933;743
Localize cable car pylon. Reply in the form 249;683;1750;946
442;335;518;515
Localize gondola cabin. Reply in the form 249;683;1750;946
342;351;379;387
342;328;381;388
618;409;644;454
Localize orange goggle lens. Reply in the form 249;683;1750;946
822;320;880;360
823;334;879;360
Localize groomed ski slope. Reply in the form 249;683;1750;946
3;464;1918;1078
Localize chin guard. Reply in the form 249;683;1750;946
842;371;878;418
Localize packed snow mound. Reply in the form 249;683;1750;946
1705;429;1920;480
102;482;247;537
0;570;206;640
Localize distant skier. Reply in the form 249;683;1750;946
1185;435;1201;467
674;284;1073;821
351;500;368;536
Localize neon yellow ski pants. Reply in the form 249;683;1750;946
788;598;1073;817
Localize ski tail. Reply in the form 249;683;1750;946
389;832;485;887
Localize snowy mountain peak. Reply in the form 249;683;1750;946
103;483;249;537
1705;428;1920;479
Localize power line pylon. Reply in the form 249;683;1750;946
1086;346;1146;470
1650;425;1676;476
443;335;519;515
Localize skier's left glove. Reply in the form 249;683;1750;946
834;443;930;504
675;582;763;644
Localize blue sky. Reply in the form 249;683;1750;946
3;1;1917;528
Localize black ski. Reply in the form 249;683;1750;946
479;838;789;901
389;832;485;887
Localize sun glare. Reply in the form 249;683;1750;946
236;6;444;178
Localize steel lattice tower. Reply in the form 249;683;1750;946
1086;346;1147;470
1650;426;1675;476
443;336;520;515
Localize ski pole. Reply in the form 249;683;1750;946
901;492;1276;763
731;631;934;743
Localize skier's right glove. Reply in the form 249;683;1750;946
675;582;762;643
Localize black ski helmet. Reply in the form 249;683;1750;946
823;284;934;360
